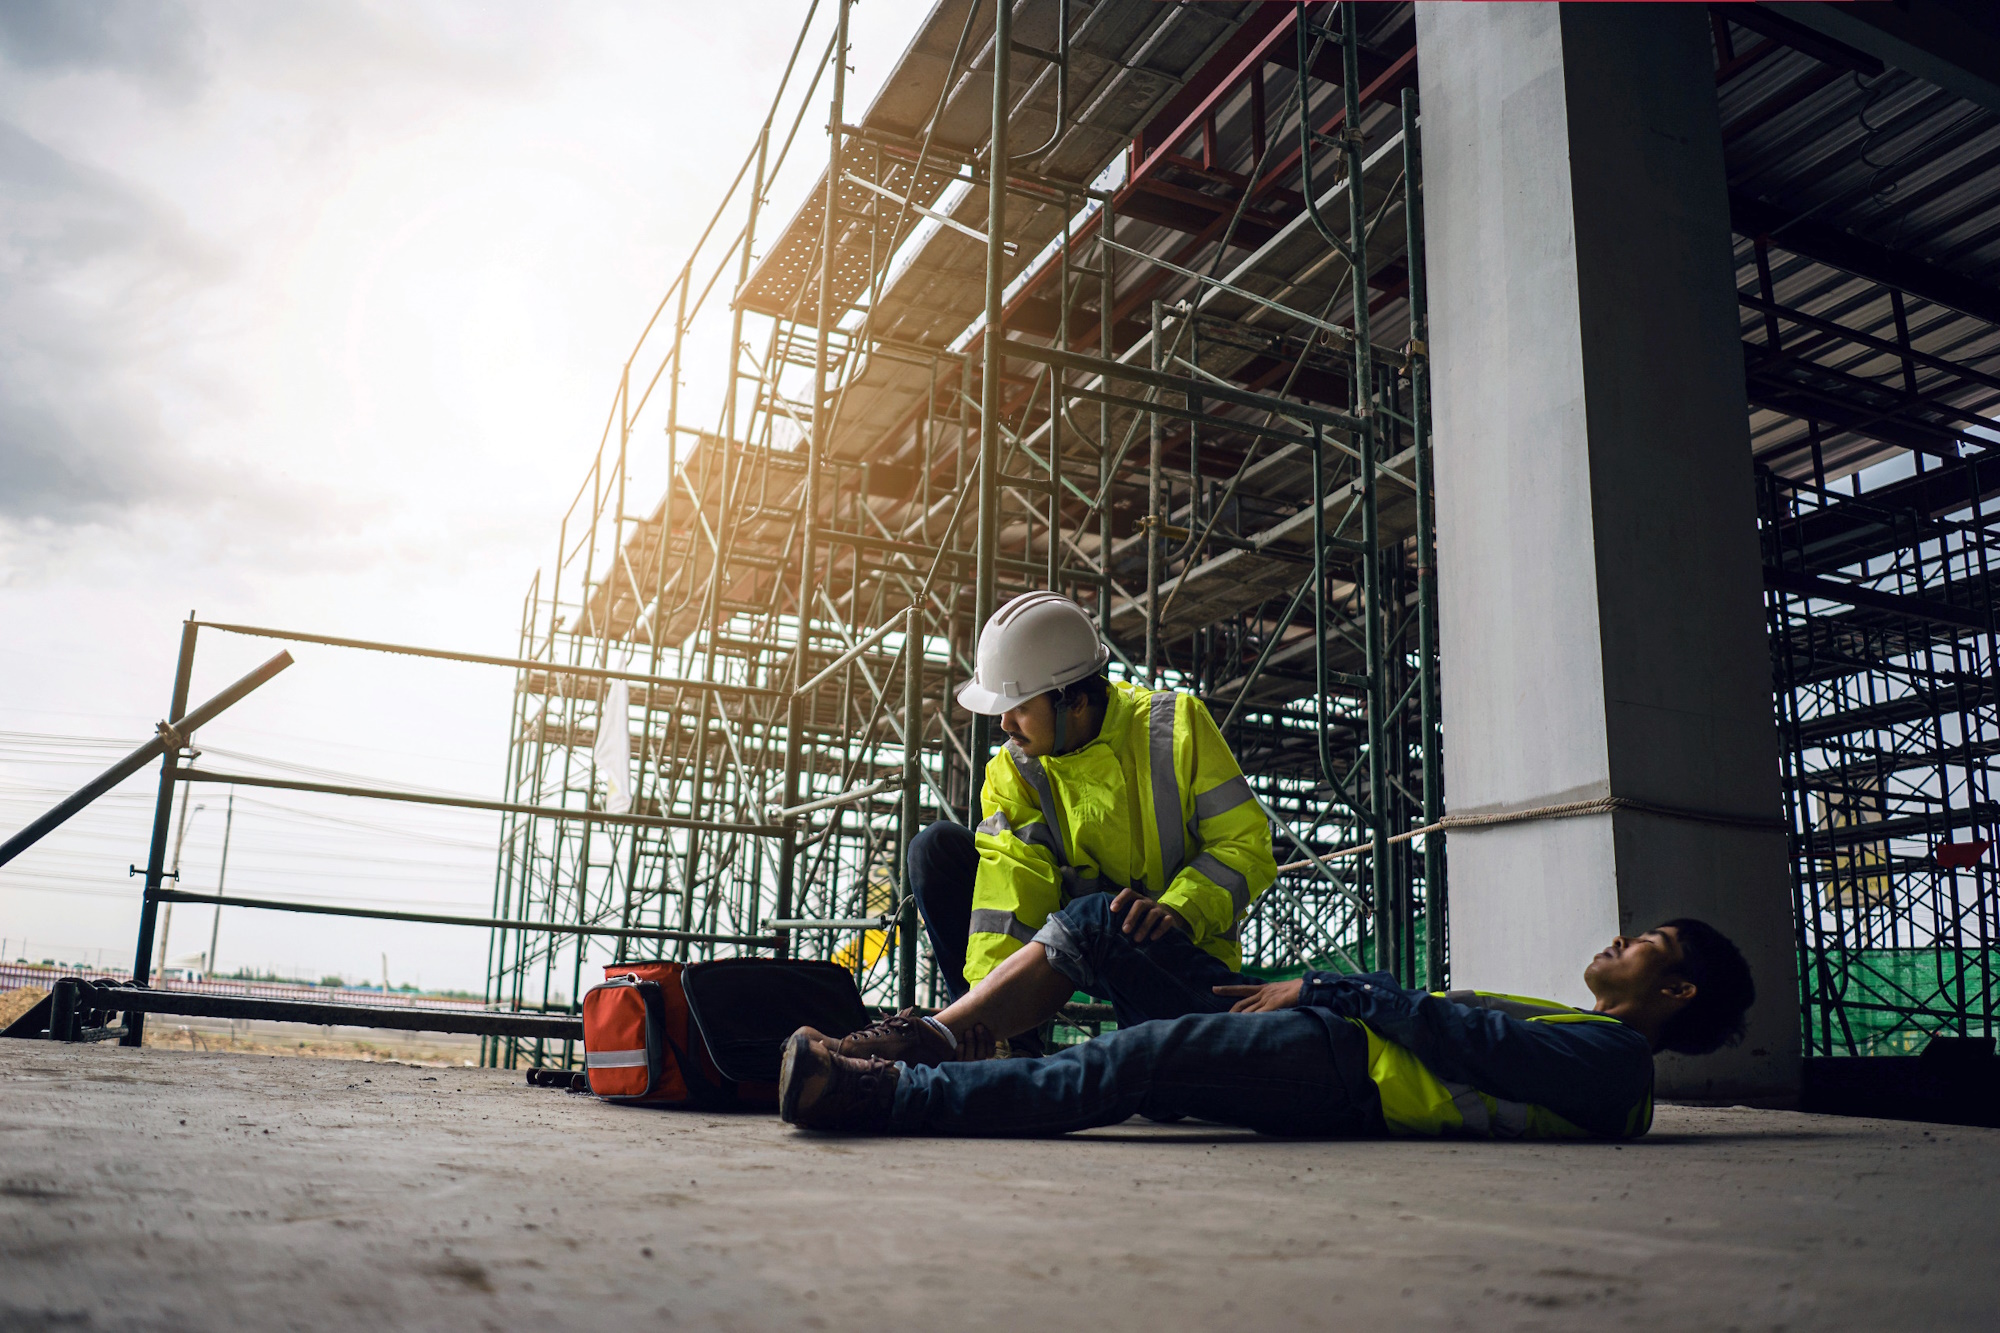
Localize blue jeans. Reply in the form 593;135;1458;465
891;1009;1380;1137
908;822;1243;1025
894;885;1383;1137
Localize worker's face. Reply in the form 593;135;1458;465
999;693;1062;757
1583;926;1694;1010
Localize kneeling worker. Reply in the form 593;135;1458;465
780;919;1756;1138
825;590;1276;1063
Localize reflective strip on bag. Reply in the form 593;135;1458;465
586;1048;648;1069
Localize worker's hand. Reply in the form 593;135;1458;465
955;1023;996;1062
1110;887;1186;942
1212;978;1304;1013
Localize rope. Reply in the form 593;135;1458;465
1276;795;1786;873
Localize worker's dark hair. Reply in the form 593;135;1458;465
1655;918;1755;1055
1048;671;1110;713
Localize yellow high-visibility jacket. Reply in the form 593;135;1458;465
968;680;1276;984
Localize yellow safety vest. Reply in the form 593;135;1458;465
1359;991;1655;1139
969;681;1276;984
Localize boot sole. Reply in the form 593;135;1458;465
777;1030;814;1124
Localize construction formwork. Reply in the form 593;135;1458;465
485;0;1443;1066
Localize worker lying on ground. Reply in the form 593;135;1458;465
778;911;1754;1137
853;590;1276;1061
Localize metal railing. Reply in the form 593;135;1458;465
2;616;790;1058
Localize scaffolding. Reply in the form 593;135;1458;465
1719;7;2000;1054
481;4;2000;1070
484;0;1443;1066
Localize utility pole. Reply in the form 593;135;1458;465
155;798;204;980
205;789;234;981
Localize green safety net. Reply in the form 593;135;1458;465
1807;947;1999;1056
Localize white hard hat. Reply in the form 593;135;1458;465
956;591;1111;716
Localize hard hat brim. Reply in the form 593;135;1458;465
954;677;1033;716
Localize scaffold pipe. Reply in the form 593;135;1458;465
772;774;904;821
794;607;910;698
0;650;292;870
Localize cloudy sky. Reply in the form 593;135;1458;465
0;0;920;991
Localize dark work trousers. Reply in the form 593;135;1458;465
906;821;1244;1025
892;1008;1379;1137
907;821;982;1003
893;889;1381;1136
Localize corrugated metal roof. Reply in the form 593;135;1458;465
1721;15;2000;489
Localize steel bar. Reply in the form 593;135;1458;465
193;621;784;699
768;915;894;931
1015;376;1318;449
794;607;910;697
898;614;923;1008
1147;300;1165;684
1100;233;1354;346
841;172;1016;254
125;620;200;1045
773;0;853;967
1099;191;1116;640
771;775;903;820
1343;10;1396;984
1739;292;2000;396
970;0;1011;783
997;338;1361;433
68;980;585;1041
1218;574;1316;733
1252;797;1367;971
833;122;1114;207
1402;86;1446;990
0;650;292;869
153;888;777;948
175;768;784;836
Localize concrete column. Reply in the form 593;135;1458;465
1416;3;1799;1099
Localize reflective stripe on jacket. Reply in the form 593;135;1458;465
1298;973;1656;1140
968;680;1275;984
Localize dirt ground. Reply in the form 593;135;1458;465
0;987;489;1065
2;1040;1996;1332
139;1017;483;1067
0;987;44;1031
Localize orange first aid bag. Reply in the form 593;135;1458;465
580;961;723;1106
581;958;869;1110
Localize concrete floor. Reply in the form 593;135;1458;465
1;1042;1993;1332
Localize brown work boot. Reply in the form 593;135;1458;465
778;1031;899;1132
806;1008;958;1067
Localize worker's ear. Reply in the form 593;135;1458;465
1659;975;1696;1003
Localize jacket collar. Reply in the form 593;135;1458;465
1045;679;1136;765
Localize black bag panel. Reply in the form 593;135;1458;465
681;958;871;1084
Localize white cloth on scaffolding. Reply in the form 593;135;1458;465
596;677;633;815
